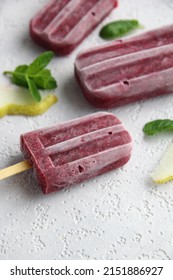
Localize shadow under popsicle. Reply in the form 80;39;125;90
60;74;96;114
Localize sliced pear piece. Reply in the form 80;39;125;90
0;84;57;118
152;142;173;184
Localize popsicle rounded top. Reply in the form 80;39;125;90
20;112;132;194
75;24;173;108
29;0;118;55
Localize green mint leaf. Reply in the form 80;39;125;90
143;119;173;136
12;73;28;88
4;65;29;87
15;65;29;73
4;64;28;76
32;69;57;89
99;19;141;40
26;51;54;75
25;75;41;102
3;51;57;101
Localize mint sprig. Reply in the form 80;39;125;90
99;19;141;40
4;51;57;102
143;119;173;136
25;75;41;102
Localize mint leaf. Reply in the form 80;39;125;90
99;19;141;40
4;65;28;87
12;73;28;88
12;65;29;88
32;69;57;89
26;75;41;102
143;119;173;136
4;65;28;76
3;51;57;102
26;51;54;75
15;65;29;73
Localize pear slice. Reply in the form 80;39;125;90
0;84;57;118
152;142;173;183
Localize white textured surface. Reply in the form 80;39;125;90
1;0;173;260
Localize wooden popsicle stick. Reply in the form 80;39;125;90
0;160;32;180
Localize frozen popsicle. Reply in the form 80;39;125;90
75;24;173;108
0;112;132;194
30;0;118;55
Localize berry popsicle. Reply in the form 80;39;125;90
20;112;132;193
0;112;132;194
30;0;118;55
75;24;173;108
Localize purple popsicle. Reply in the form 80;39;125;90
75;24;173;108
20;112;132;193
30;0;118;55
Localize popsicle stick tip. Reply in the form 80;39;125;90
0;160;32;181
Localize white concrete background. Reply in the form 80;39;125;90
0;0;173;260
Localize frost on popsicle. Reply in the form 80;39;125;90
20;112;132;193
75;24;173;108
29;0;118;54
0;84;57;118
